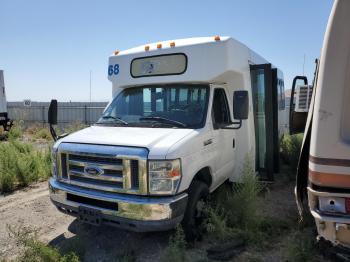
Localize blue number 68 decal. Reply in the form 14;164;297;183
108;64;119;76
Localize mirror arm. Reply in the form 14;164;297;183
221;119;242;130
50;124;58;142
57;133;69;140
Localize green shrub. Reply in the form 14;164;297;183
280;134;304;170
161;225;187;262
285;230;315;262
223;156;263;230
34;128;52;140
0;141;51;193
116;249;136;262
205;205;232;241
0;169;16;192
205;156;288;248
61;122;86;135
7;225;80;262
24;125;53;141
7;124;23;140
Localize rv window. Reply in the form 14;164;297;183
212;89;231;127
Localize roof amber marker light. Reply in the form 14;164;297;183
170;42;175;47
157;43;162;49
113;50;119;55
214;36;221;41
145;45;150;51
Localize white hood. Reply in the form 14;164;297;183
59;126;195;159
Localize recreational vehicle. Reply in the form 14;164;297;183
48;36;287;237
293;0;350;248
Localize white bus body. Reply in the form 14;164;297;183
49;36;287;234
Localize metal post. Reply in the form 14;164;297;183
89;70;92;103
42;105;45;127
84;105;87;125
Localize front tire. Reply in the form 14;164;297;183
182;180;209;241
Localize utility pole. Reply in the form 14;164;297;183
89;70;92;103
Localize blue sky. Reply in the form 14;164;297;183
0;0;333;102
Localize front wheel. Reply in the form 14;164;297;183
182;180;209;241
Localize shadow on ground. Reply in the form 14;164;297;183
49;219;171;262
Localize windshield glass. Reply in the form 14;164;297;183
97;84;209;128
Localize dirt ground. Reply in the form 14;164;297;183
0;177;329;262
0;182;171;261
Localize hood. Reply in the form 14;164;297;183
59;126;195;159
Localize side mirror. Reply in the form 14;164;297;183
233;90;249;120
289;76;309;134
48;99;58;141
48;99;58;125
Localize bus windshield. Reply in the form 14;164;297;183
96;84;210;128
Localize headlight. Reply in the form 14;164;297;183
149;159;181;195
51;147;58;178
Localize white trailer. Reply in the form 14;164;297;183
293;0;350;249
48;36;287;238
0;70;12;131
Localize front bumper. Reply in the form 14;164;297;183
49;178;188;232
308;187;350;248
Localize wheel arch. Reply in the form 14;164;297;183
190;166;213;189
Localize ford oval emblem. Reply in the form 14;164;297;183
84;166;104;176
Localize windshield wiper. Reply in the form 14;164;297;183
139;116;187;127
99;115;128;125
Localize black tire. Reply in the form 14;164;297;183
182;180;209;241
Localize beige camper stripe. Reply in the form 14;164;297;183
309;170;350;188
309;155;350;167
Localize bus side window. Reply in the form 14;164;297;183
212;88;231;128
278;79;285;110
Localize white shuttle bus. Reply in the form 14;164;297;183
293;0;350;249
0;70;12;131
48;36;287;238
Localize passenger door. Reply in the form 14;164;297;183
211;88;235;183
250;64;278;181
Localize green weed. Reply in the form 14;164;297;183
60;122;86;135
25;124;52;141
0;141;51;193
280;134;304;171
204;206;232;241
161;225;187;262
226;157;263;229
7;123;23;140
204;156;292;249
285;230;316;262
7;225;80;262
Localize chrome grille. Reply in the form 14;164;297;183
57;143;148;195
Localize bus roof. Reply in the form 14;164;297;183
108;36;276;94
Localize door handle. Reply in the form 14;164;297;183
233;138;235;148
203;139;213;146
